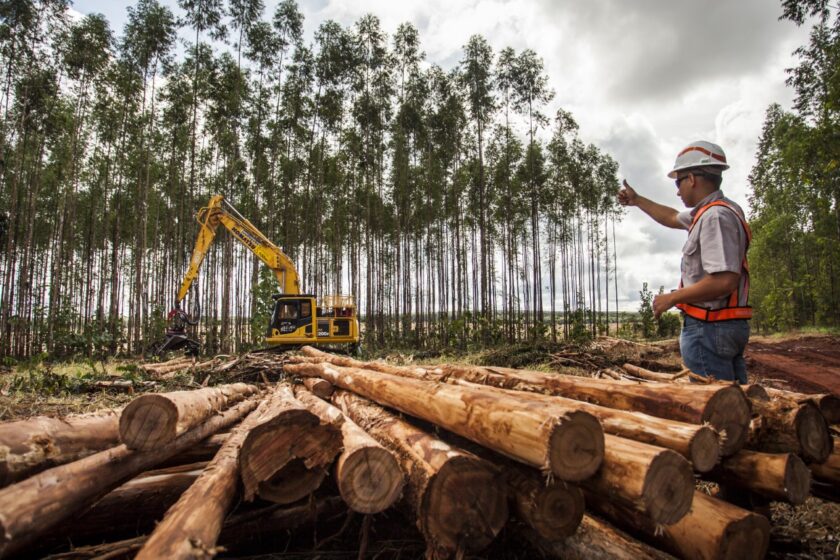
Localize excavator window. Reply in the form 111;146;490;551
301;301;312;318
278;303;299;319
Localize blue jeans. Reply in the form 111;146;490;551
679;315;750;384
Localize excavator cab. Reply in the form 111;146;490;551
266;294;359;347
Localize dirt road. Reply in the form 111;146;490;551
746;335;840;396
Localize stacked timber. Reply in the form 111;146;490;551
2;347;837;560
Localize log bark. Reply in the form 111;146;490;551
296;352;720;473
715;450;811;505
443;363;750;457
621;363;680;382
137;383;317;559
748;398;833;463
810;437;839;502
0;409;120;487
764;387;840;425
119;383;257;450
521;514;675;560
285;361;604;482
302;376;334;398
582;434;694;526
587;489;770;560
299;347;749;457
451;378;721;473
332;390;508;559
504;466;584;541
294;387;404;513
238;383;342;504
0;396;260;559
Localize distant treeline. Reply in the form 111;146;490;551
748;1;840;332
0;0;624;358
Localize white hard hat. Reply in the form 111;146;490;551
667;140;730;178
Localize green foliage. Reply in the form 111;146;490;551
638;282;655;339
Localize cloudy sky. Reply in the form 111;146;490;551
74;0;811;310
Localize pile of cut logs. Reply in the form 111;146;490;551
0;347;837;560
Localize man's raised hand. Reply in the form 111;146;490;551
618;179;638;206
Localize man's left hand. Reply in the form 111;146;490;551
653;292;675;320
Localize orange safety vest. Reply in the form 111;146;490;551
675;200;752;322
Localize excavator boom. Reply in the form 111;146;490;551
177;195;300;301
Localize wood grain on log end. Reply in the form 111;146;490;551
744;384;769;401
783;453;812;505
302;377;334;399
422;455;508;556
642;448;695;525
119;395;178;450
510;474;584;541
547;411;604;481
702;386;751;456
795;402;833;463
337;445;403;514
817;395;840;425
709;506;770;560
688;425;721;473
239;407;342;504
257;459;328;504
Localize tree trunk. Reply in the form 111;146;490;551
238;383;342;504
621;363;684;382
586;489;770;560
302;376;334;399
293;387;403;514
505;466;584;541
582;435;694;526
284;361;604;482
436;362;750;456
763;387;840;425
521;514;674;560
119;383;258;450
332;390;508;559
747;399;833;463
0;397;260;559
0;409;120;487
296;350;721;472
713;450;810;505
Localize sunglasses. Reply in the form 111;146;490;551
675;174;692;188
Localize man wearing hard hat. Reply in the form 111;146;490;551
618;141;751;384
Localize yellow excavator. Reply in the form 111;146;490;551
161;195;360;354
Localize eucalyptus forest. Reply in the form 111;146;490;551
0;0;838;361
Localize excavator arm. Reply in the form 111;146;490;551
176;194;301;302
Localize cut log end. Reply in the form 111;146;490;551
641;449;695;525
818;395;840;425
520;481;585;541
718;510;772;560
702;386;751;456
783;453;812;505
422;456;508;555
257;459;328;505
795;403;833;463
337;446;404;514
119;395;178;450
689;425;722;473
302;377;334;399
548;411;605;481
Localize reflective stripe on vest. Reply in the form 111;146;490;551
675;200;753;322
